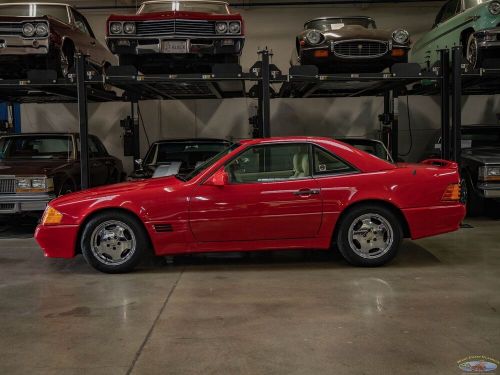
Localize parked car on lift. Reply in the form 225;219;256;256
291;16;411;73
0;2;114;78
336;137;393;162
411;0;500;70
106;0;245;74
0;133;124;215
131;138;232;180
35;136;465;273
424;125;500;216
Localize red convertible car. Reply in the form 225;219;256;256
35;137;465;273
106;0;245;73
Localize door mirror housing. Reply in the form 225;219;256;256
134;158;143;171
205;169;228;186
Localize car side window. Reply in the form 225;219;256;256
72;9;93;37
225;143;311;183
88;137;104;158
313;146;356;176
437;0;461;25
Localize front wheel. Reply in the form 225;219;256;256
81;211;148;273
335;205;403;267
466;33;482;69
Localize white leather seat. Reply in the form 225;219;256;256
293;153;310;178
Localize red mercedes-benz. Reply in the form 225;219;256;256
35;137;465;273
106;0;245;73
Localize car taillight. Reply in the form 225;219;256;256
442;183;461;202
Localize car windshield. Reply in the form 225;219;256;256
0;4;69;22
180;143;240;181
461;129;500;148
140;1;229;14
464;0;484;9
339;139;392;162
306;17;376;31
0;135;73;160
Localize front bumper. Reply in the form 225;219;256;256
0;35;49;55
300;42;409;72
0;193;55;214
477;182;500;199
475;28;500;49
35;224;79;259
107;36;244;56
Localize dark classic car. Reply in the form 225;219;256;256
292;16;411;73
131;138;232;179
106;0;245;73
336;137;393;162
0;2;113;78
0;133;124;215
425;125;500;215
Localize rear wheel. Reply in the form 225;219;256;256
335;205;403;267
81;211;148;273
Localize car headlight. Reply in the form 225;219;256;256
392;29;410;44
123;22;136;34
216;22;228;34
489;0;500;15
35;23;49;37
22;23;36;37
306;30;323;45
479;166;500;181
16;177;53;192
110;22;123;35
41;206;63;226
228;21;241;34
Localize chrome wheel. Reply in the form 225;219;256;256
90;220;136;266
466;35;478;68
60;52;70;77
348;213;394;259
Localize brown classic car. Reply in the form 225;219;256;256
106;0;245;73
293;16;411;73
0;2;114;78
0;133;124;215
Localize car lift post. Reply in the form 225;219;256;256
130;100;140;162
451;46;462;165
76;53;90;190
382;90;399;160
440;49;450;160
258;48;271;138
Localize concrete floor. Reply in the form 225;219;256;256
0;217;499;375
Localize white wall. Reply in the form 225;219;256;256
20;2;500;173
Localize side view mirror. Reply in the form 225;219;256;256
205;168;228;187
134;158;143;171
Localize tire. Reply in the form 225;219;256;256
465;33;482;69
335;204;403;267
464;174;484;217
59;45;75;78
58;181;75;196
80;211;148;273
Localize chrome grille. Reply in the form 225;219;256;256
333;40;388;58
0;178;16;194
136;19;215;37
0;203;15;211
0;22;22;36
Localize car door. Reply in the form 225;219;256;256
189;143;323;242
88;136;109;187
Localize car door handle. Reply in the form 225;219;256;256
293;189;320;196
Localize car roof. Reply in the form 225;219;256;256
0;132;85;137
305;16;374;26
142;0;229;5
336;137;383;143
152;138;230;144
0;3;70;7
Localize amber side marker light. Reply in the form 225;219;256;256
314;50;329;58
442;184;461;201
391;48;406;57
41;206;63;225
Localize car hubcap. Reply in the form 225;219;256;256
61;53;69;77
348;213;394;259
90;220;136;265
467;37;478;67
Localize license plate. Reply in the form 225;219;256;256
162;41;188;54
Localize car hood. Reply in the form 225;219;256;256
0;15;50;22
0;159;74;177
321;26;393;41
109;11;241;22
462;147;500;165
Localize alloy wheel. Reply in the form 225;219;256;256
347;213;394;259
90;220;137;266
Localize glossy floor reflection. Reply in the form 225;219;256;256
0;218;499;374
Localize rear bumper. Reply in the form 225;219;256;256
35;224;79;259
0;35;49;55
107;36;244;56
0;193;55;214
403;204;466;240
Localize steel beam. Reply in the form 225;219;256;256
451;46;462;165
440;49;450;160
76;53;90;190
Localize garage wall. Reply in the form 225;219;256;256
20;2;500;173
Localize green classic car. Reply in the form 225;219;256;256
412;0;500;69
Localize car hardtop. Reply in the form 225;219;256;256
304;16;376;29
137;0;232;14
151;138;231;146
0;132;91;139
0;2;72;20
